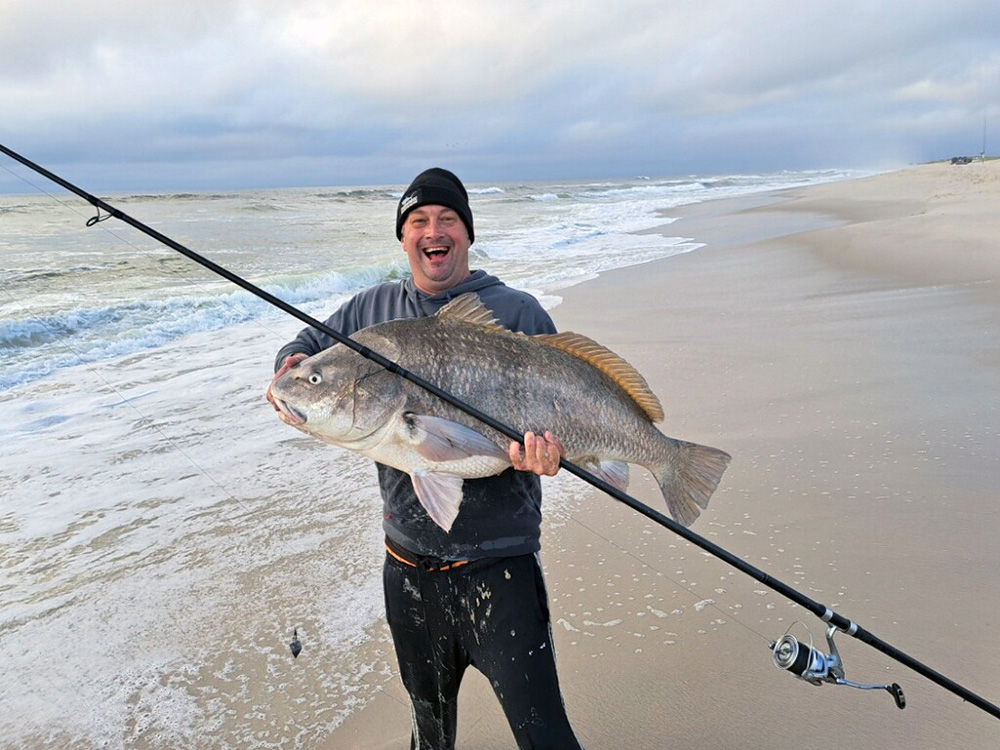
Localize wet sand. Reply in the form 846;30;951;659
337;161;1000;748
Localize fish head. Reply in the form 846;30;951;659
270;346;404;448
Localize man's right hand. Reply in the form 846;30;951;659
266;353;308;420
509;431;564;477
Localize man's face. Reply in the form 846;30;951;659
400;204;471;294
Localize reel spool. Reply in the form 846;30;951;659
770;624;905;710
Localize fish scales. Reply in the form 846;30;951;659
370;316;649;456
271;294;731;531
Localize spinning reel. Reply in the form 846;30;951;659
770;624;905;710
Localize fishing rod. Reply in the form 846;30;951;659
3;143;997;721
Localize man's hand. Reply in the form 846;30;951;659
266;353;308;423
509;431;564;477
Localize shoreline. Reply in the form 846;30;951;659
339;161;999;748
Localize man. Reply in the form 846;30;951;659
267;168;583;749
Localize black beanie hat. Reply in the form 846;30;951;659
396;167;474;243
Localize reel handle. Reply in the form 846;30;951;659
887;682;906;710
770;626;906;710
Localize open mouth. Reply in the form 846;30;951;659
275;399;307;425
421;244;451;259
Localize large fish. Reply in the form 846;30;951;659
270;294;731;531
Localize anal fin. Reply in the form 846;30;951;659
580;459;630;492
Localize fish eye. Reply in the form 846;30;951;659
308;371;323;385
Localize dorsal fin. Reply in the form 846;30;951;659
536;332;664;423
436;293;505;330
436;294;664;423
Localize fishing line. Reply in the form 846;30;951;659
0;159;294;348
0;276;402;680
3;143;998;721
5;157;753;693
554;503;773;648
0;280;412;720
0;167;410;706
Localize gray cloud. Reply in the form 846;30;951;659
1;0;997;191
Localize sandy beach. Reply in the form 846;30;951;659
334;161;1000;749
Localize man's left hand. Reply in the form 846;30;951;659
509;431;564;476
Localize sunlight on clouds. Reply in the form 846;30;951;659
895;79;982;104
276;1;505;81
271;0;621;104
894;53;1000;105
1;0;996;184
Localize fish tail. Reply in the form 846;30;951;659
653;440;731;527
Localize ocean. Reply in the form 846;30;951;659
0;168;861;747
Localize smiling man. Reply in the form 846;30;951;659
267;168;582;749
396;170;474;294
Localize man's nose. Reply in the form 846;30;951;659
424;218;447;236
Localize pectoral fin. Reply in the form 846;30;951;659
404;413;508;462
411;471;464;532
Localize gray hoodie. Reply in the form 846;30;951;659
274;270;556;559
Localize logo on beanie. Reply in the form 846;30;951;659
399;191;420;216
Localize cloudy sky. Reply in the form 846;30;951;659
1;0;997;192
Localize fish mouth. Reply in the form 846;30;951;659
275;398;307;425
